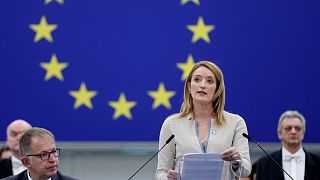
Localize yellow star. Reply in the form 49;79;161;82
148;83;176;109
181;0;200;5
29;16;58;43
177;54;195;81
69;82;97;109
187;16;215;43
108;93;137;120
40;54;68;81
44;0;64;5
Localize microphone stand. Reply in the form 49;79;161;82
128;135;175;180
242;133;294;180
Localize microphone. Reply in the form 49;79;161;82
128;134;175;180
242;133;294;180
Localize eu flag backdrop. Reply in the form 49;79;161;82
0;0;319;142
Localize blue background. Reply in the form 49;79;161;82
0;0;319;142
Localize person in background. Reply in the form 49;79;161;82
155;60;251;180
255;110;320;180
2;127;78;180
0;119;32;179
0;145;12;160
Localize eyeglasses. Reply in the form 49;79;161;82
282;126;302;132
26;148;61;161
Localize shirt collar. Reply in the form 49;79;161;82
11;155;23;167
282;146;305;161
27;170;52;180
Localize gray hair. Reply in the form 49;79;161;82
277;110;306;133
19;127;55;156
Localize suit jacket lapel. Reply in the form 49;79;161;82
22;171;28;180
9;159;14;175
51;171;61;180
303;149;311;180
273;150;285;180
14;170;28;180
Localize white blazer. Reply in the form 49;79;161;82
155;111;251;180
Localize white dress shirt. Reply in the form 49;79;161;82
11;155;27;175
282;146;305;180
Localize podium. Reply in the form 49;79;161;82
176;153;224;180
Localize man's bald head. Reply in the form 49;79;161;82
6;119;32;158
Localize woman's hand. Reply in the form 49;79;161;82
221;147;241;162
221;147;242;171
167;170;179;180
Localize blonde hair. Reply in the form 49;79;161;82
179;61;226;126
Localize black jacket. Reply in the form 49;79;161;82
255;148;320;180
0;158;13;179
0;170;78;180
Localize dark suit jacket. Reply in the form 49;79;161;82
0;170;78;180
255;148;320;180
0;158;13;179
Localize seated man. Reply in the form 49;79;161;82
2;127;78;180
0;119;32;178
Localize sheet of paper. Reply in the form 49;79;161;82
180;153;224;180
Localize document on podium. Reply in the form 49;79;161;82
180;153;223;180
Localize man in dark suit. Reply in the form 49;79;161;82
1;128;78;180
0;120;32;179
1;170;77;180
255;110;320;180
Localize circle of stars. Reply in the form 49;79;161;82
29;0;215;120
